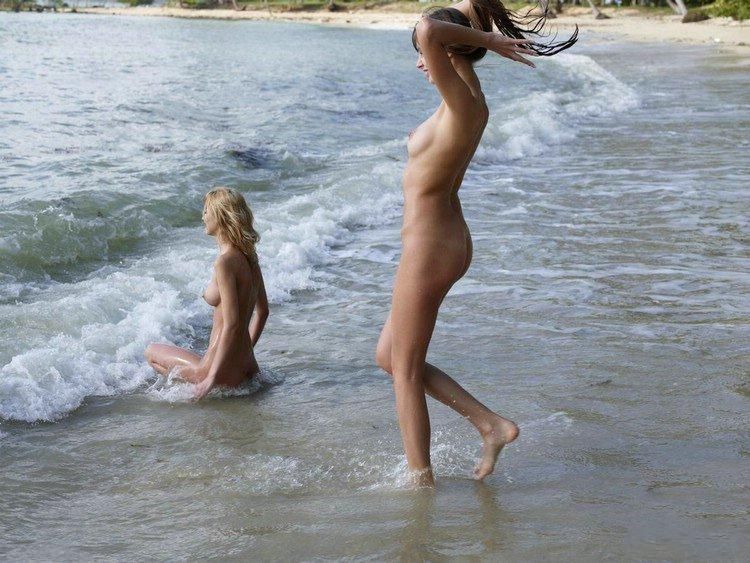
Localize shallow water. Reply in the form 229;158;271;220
1;12;749;560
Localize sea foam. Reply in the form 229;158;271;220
477;54;638;163
0;52;636;423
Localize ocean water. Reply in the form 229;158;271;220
1;12;749;560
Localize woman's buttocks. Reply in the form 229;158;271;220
401;196;468;277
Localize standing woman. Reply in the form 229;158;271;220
375;0;576;485
145;187;269;400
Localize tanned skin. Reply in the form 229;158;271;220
144;204;269;399
376;1;536;486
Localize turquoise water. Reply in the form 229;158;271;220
1;12;749;559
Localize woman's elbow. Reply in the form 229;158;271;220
416;17;437;46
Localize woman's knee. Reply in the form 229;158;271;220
375;345;393;375
391;362;425;386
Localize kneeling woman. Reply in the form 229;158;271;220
145;187;269;399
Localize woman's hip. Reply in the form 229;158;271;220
399;231;470;285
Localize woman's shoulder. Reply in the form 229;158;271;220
214;248;251;274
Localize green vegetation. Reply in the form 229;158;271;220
707;0;750;19
0;0;66;11
176;0;222;8
200;0;748;20
1;0;746;21
682;6;710;20
164;0;528;12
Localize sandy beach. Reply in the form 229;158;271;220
71;5;750;52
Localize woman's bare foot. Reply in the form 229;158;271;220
473;415;519;480
408;466;436;488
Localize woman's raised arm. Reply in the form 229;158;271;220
415;16;536;110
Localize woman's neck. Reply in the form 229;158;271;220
217;238;234;255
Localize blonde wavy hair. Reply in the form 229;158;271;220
204;187;260;263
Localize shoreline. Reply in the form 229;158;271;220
39;5;750;53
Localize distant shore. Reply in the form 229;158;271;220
41;5;748;53
3;4;748;55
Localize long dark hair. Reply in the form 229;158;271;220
411;0;578;61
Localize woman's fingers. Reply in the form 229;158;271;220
496;47;537;67
193;381;210;400
490;35;539;67
507;37;535;45
510;52;536;68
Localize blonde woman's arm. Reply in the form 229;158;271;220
249;265;269;346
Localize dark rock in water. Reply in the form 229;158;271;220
53;146;79;154
228;147;266;169
144;142;173;153
682;10;710;23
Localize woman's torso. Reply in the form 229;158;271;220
201;251;260;385
402;99;488;244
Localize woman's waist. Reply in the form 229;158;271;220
402;195;466;226
200;339;256;371
402;177;461;199
401;214;469;245
207;321;253;348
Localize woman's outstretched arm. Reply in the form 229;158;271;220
417;17;537;66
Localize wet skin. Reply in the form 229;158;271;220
144;205;269;399
376;3;537;485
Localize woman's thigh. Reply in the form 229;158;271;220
389;245;458;375
145;343;203;382
382;232;466;364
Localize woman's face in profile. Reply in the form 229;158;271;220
416;51;432;83
203;204;218;237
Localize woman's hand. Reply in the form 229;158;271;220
487;34;538;68
193;376;215;401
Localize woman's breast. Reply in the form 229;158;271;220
407;123;434;159
203;279;220;307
